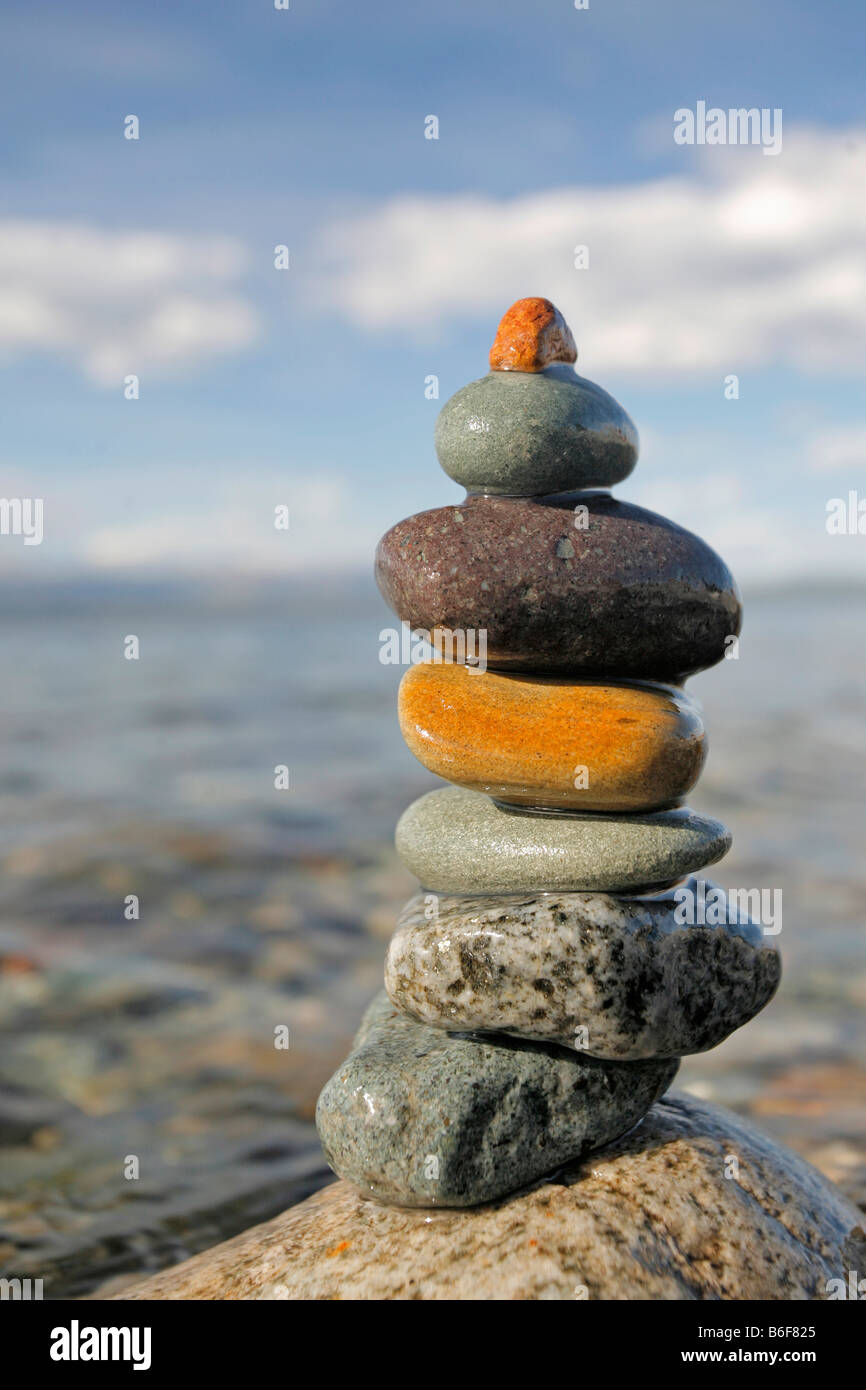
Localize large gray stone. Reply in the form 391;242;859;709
314;993;677;1208
434;365;638;496
385;880;782;1059
114;1093;866;1300
396;786;731;894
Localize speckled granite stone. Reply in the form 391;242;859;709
313;993;677;1208
396;787;731;894
385;880;781;1059
435;367;638;496
398;664;706;811
376;493;741;680
114;1093;866;1300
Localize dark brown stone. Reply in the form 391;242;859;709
375;493;742;680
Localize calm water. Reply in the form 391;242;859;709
0;576;863;1295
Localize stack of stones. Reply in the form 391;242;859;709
316;298;781;1210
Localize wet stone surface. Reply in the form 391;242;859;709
396;786;732;894
117;1092;866;1302
385;880;782;1060
376;493;741;680
315;992;678;1208
435;367;637;496
398;664;706;812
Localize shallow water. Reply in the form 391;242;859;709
0;576;863;1296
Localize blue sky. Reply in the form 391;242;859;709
1;0;865;584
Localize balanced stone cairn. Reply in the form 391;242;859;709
316;297;781;1210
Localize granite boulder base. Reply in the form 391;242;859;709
115;1094;866;1301
396;786;731;894
376;493;742;680
315;993;678;1208
399;663;706;811
385;881;782;1059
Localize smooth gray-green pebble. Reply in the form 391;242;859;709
395;787;731;894
315;992;677;1208
434;365;638;496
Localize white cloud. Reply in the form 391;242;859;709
0;222;259;383
628;468;855;586
313;126;866;378
82;474;366;574
804;425;866;475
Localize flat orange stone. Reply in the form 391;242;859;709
398;664;706;813
488;297;577;373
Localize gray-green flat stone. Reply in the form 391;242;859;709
395;787;731;894
315;992;677;1208
434;365;638;496
385;879;781;1060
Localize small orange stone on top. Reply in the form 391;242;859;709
489;297;577;372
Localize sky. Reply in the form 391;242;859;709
1;0;865;586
